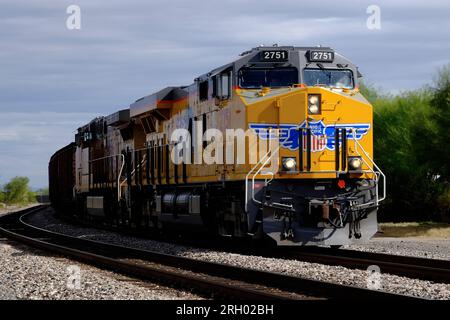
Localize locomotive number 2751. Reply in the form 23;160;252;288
261;50;288;61
308;50;334;62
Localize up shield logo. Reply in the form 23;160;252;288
249;120;370;152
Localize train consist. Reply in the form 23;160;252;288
49;45;385;246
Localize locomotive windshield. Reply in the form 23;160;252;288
238;67;298;88
303;69;354;89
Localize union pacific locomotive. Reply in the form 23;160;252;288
49;45;385;246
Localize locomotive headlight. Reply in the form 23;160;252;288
308;94;321;115
282;157;297;171
348;157;362;171
308;95;319;105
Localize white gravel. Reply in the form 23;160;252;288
0;208;201;300
344;237;450;260
24;207;450;300
0;240;202;300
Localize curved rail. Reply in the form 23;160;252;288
0;206;425;300
0;207;291;300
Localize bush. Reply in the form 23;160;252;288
27;190;37;203
430;65;450;219
429;66;450;179
361;64;450;221
3;176;34;205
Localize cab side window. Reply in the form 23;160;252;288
213;72;231;100
199;80;208;101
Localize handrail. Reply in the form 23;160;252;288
89;154;125;202
117;154;125;201
244;126;386;212
245;129;280;211
244;150;270;211
351;130;386;205
251;144;280;206
119;153;147;188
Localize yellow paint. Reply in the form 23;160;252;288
125;85;375;186
238;86;374;180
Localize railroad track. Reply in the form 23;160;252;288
54;211;450;285
133;220;450;285
0;206;424;300
275;246;450;284
52;207;450;284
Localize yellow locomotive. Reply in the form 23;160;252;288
49;45;385;246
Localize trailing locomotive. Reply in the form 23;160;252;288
49;45;385;246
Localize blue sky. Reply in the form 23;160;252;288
0;0;449;188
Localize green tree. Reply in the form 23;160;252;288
359;82;391;102
28;190;37;203
361;67;450;221
4;176;33;205
429;64;450;215
374;90;436;220
430;65;450;179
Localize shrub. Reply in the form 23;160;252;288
3;176;33;205
361;64;450;221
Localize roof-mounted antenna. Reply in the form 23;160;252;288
272;43;278;47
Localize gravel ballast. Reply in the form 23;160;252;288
344;237;450;261
0;240;202;300
0;208;201;300
24;207;450;300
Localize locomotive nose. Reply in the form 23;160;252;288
245;86;373;176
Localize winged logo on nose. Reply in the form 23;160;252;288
249;120;370;152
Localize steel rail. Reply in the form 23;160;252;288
0;206;426;301
0;208;294;300
276;246;450;284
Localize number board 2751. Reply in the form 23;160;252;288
260;50;289;62
307;50;334;62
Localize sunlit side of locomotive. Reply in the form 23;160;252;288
51;45;385;247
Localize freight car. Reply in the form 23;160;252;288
49;45;385;246
49;143;76;212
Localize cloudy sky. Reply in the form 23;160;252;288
0;0;449;188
